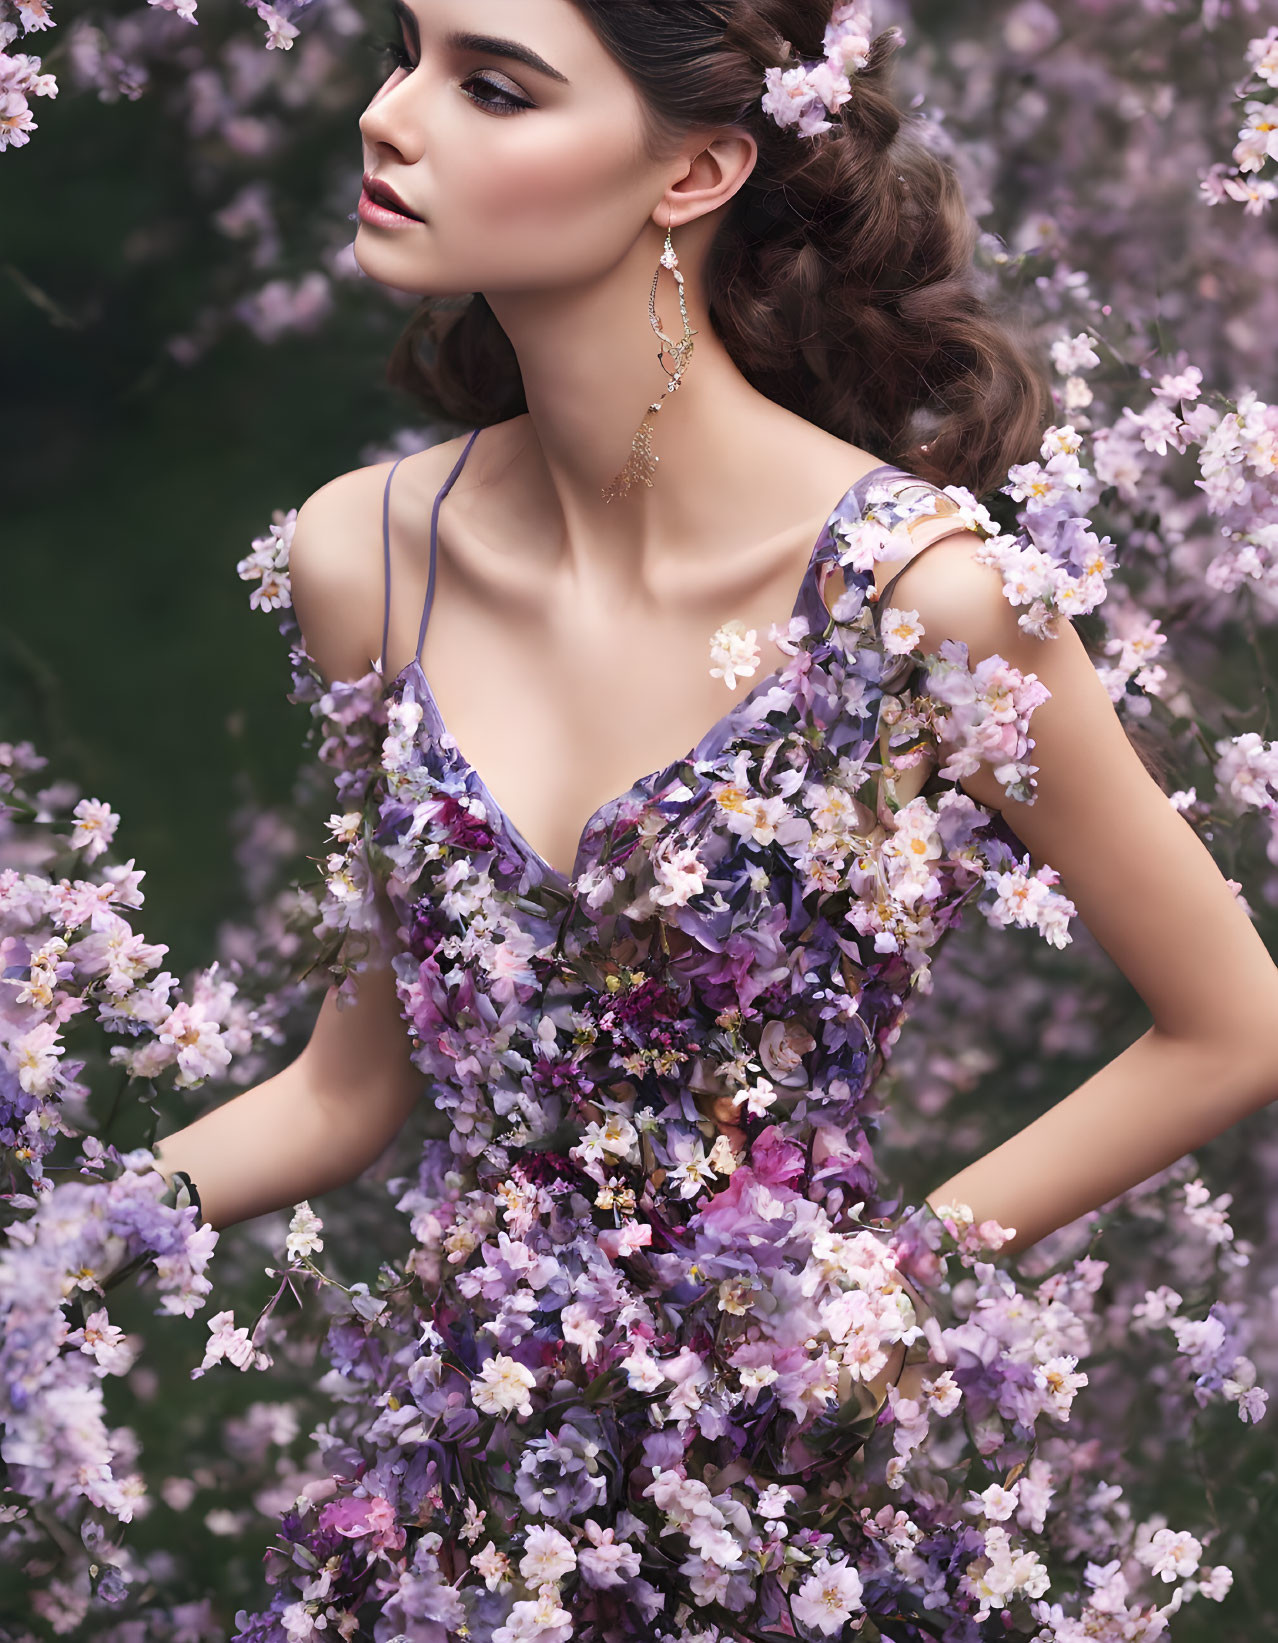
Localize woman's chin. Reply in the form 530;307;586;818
350;244;437;297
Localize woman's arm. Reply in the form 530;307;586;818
154;957;424;1230
876;531;1278;1256
158;463;420;1230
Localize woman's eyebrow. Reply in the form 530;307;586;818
390;3;572;84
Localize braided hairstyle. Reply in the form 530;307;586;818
387;0;1052;500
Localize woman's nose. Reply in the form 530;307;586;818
359;76;424;164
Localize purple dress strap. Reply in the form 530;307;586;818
415;428;482;666
379;429;482;674
380;453;410;672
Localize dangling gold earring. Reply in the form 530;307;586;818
600;215;699;504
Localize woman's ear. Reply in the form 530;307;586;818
661;127;760;228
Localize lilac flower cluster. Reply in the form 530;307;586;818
1080;359;1278;623
847;421;1117;646
0;1146;217;1520
1200;24;1278;215
238;507;296;614
0;0;306;155
760;3;881;138
0;742;258;1186
0;743;287;1621
225;1187;1242;1642
0;0;55;154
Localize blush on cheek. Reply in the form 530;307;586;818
453;121;646;229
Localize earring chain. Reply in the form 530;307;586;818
601;223;699;504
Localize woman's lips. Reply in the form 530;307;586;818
358;177;425;229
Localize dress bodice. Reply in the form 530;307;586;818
317;447;1036;1222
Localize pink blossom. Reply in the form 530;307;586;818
317;1493;405;1552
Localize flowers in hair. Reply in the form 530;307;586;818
761;3;877;136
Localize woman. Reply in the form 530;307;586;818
157;1;1278;1637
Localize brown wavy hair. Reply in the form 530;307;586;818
386;0;1053;499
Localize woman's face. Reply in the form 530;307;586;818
356;0;675;297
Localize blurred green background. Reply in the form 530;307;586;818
2;20;405;974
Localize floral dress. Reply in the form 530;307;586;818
234;431;1149;1643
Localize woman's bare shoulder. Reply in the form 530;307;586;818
288;434;478;686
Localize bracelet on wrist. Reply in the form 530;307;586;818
166;1169;203;1223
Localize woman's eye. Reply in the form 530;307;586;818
366;38;532;115
460;72;534;116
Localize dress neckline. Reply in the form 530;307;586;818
387;457;902;893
